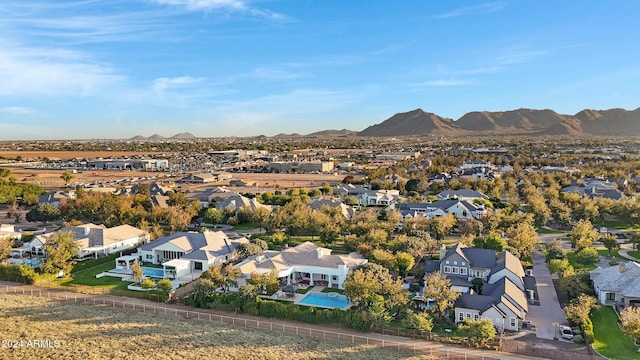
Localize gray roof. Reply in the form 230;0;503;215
424;260;441;273
437;189;489;200
455;293;498;312
590;261;640;298
139;231;248;258
524;275;536;291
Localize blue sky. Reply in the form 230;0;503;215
1;1;639;140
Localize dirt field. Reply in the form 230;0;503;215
0;293;424;360
0;151;163;161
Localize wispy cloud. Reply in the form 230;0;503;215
0;106;36;114
433;2;505;19
0;40;123;96
148;0;288;20
152;76;204;94
498;49;549;64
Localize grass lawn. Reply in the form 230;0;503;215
321;287;344;294
601;219;640;232
627;250;640;259
592;306;639;360
233;222;259;231
54;262;133;291
597;248;627;261
295;286;314;294
566;252;597;271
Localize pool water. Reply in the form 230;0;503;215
298;293;350;310
142;267;165;278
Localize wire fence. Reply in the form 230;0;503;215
1;284;511;360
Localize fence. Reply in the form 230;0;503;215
1;284;510;360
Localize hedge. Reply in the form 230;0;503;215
0;264;37;284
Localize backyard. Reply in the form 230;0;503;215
591;306;639;360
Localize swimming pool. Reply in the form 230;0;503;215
298;293;350;310
142;267;165;278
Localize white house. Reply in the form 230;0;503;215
590;261;640;307
232;242;367;290
393;200;487;221
356;190;401;206
28;223;149;259
136;231;249;276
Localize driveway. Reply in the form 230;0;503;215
526;251;570;340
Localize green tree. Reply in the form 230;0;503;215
564;294;598;326
157;278;173;293
250;270;279;295
505;222;539;258
140;278;155;289
601;233;618;256
252;207;271;232
423;272;460;320
395;251;415;277
344;263;408;310
40;231;78;276
405;310;434;338
60;171;74;186
620;306;640;342
545;239;566;262
428;213;456;241
575;247;599;264
203;208;226;224
548;259;572;276
25;204;61;223
569;219;599;250
458;318;496;347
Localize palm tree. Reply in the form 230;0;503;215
60;171;74;186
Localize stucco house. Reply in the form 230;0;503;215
424;243;534;332
590;261;640;308
393;199;487;221
232;242;367;290
356;190;402;206
28;223;149;259
436;189;489;202
136;231;249;276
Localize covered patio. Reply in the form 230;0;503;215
114;254;139;272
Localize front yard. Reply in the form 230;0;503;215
592;306;639;360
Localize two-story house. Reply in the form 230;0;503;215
424;243;535;332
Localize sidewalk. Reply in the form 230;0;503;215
0;280;545;360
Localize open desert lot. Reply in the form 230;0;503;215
0;293;424;360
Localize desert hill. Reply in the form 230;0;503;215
358;107;640;136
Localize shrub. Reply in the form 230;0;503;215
575;248;599;264
572;335;584;343
140;278;155;289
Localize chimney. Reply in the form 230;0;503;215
619;262;627;273
439;243;446;260
84;225;90;236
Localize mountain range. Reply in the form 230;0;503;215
357;107;640;137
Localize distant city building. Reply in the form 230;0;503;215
85;159;169;170
268;161;334;173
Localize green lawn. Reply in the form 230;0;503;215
597;248;627;261
627;251;640;260
321;287;344;294
232;222;259;230
600;219;640;232
295;286;314;294
55;262;133;291
592;306;639;360
566;252;597;271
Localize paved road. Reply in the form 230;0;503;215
0;280;547;360
526;251;570;341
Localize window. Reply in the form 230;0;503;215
461;262;465;266
453;261;457;265
461;268;468;275
452;267;459;274
146;254;152;260
445;260;449;264
444;266;451;273
466;313;471;319
320;274;328;280
474;314;479;321
606;292;616;301
458;312;464;322
510;317;517;327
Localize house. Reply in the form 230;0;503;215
356;189;401;206
309;196;357;219
333;184;368;197
436;190;489;202
28;223;150;259
562;179;625;200
232;242;367;290
38;190;75;207
589;261;640;308
213;194;272;213
182;173;218;183
136;231;249;277
393;200;487;221
424;243;534;331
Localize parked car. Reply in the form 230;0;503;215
559;325;574;340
